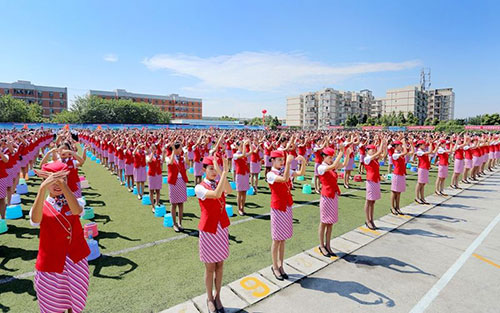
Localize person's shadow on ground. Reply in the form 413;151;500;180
343;254;434;276
299;277;395;307
89;255;138;280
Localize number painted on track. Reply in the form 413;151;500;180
240;276;270;298
296;257;312;267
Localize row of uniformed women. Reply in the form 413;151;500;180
29;129;500;313
0;130;53;219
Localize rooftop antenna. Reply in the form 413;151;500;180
420;68;431;91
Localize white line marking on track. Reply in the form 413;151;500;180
409;211;500;313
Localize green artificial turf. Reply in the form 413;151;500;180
0;156;453;313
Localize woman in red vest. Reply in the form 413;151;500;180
192;136;204;185
470;138;481;181
194;156;231;313
450;137;466;189
0;138;10;219
414;140;438;204
249;142;262;194
316;147;350;257
313;139;327;194
233;140;250;216
124;141;135;192
146;144;165;212
434;139;453;196
390;139;412;215
462;136;473;183
116;140;126;185
30;161;90;313
133;143;147;200
166;142;189;232
363;140;387;230
266;150;306;280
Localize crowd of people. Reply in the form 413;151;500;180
1;127;499;313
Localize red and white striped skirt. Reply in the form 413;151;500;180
270;206;293;241
148;174;162;190
438;165;448;179
193;161;203;176
199;223;229;264
366;180;381;201
320;195;338;225
125;163;134;176
34;256;89;313
235;173;250;191
417;168;429;184
0;177;7;199
391;174;406;193
250;162;261;174
134;167;146;182
168;178;187;204
454;159;464;173
225;149;233;159
264;155;272;167
465;158;473;169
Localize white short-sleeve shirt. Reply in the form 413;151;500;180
317;162;328;176
364;155;374;165
416;149;425;157
392;153;401;160
195;179;214;201
266;168;294;184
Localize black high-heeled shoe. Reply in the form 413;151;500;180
365;222;376;231
279;267;288;279
271;266;284;281
390;207;399;215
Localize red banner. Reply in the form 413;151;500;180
328;126;344;129
361;126;384;130
465;125;500;130
407;126;435;130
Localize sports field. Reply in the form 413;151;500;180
0;155;453;313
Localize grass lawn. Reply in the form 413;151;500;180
0;155;453;313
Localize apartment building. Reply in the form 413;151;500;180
427;88;455;121
286;88;374;130
384;85;428;125
89;89;202;120
0;80;67;118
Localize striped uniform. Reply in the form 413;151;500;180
366;180;381;201
319;195;338;225
270;205;293;241
417;168;429;184
34;256;89;313
73;182;82;198
344;157;355;171
134;166;147;182
250;162;261;174
454;159;464;173
199;222;229;263
235;173;250;191
193;161;203;176
0;177;7;198
125;164;134;176
148;174;162;190
438;165;448;179
168;178;187;204
391;174;406;193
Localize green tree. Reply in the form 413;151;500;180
406;112;418;125
0;95;42;122
51;110;80;123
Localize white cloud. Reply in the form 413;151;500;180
142;51;421;92
103;54;118;62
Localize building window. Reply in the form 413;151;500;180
38;91;42;97
49;100;53;106
4;89;9;94
49;92;54;98
60;92;64;99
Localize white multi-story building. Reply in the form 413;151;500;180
384;85;428;125
286;88;374;130
427;88;455;121
371;98;385;117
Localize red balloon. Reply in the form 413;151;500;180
262;109;267;114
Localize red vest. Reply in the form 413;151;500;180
318;168;341;198
234;156;249;175
268;170;293;211
147;155;163;176
36;200;90;273
438;152;449;166
365;158;380;182
197;181;230;233
134;151;146;168
454;149;464;160
464;149;472;160
167;155;189;184
392;155;406;176
418;153;431;170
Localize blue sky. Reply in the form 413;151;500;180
0;0;498;118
